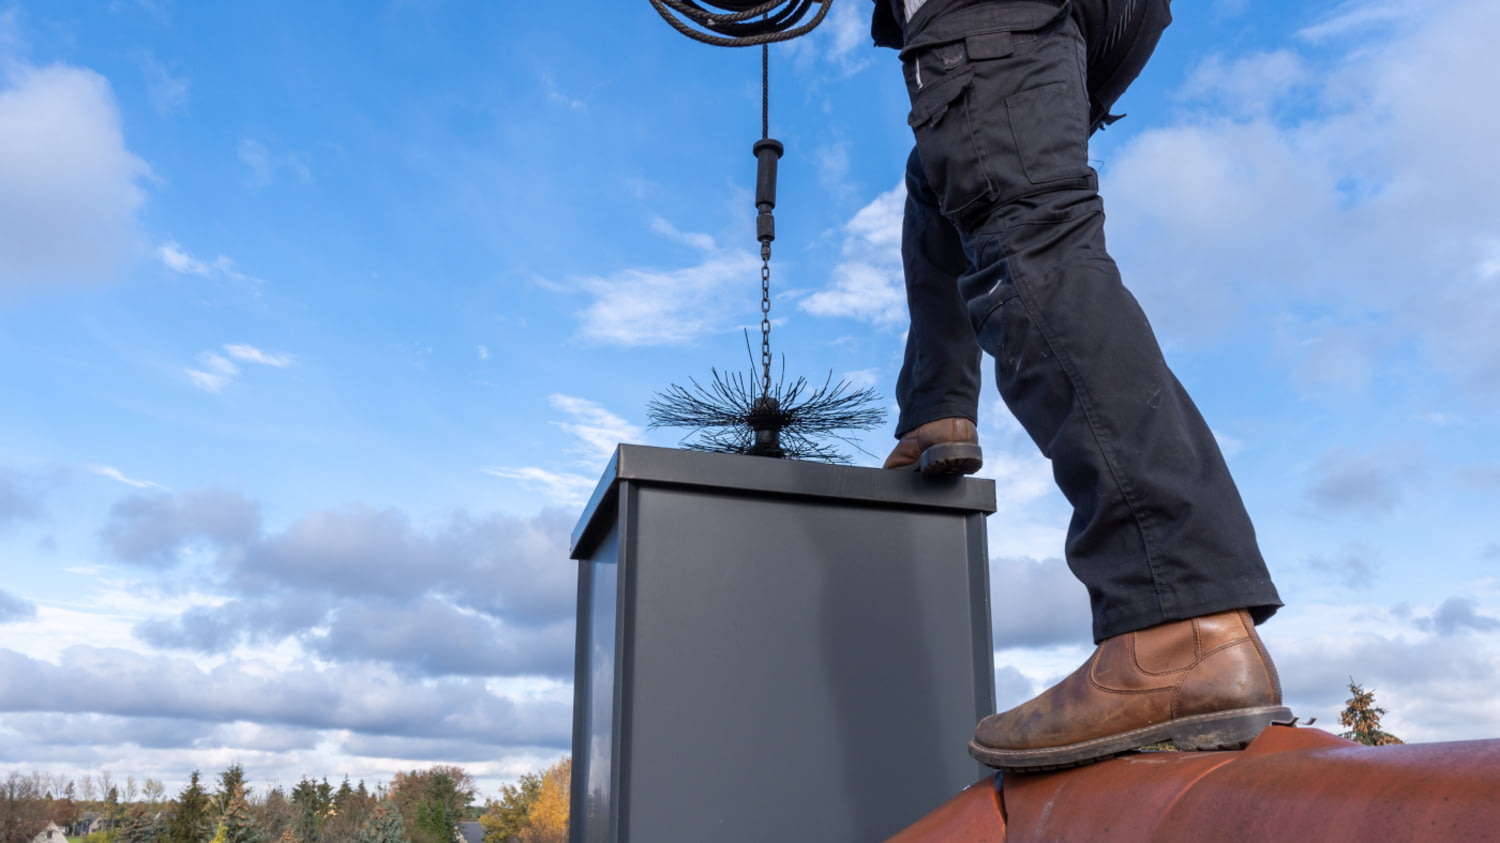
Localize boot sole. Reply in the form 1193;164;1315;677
918;443;983;476
968;705;1294;773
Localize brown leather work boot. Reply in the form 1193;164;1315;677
882;418;982;475
970;609;1291;772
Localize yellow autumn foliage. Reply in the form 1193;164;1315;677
516;759;569;843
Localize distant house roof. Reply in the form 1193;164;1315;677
32;822;67;843
457;821;485;843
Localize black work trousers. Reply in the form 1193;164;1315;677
892;0;1282;641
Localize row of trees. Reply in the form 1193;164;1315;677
3;682;1397;843
1;761;571;843
1;771;171;839
476;760;569;843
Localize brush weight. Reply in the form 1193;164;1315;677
753;138;784;211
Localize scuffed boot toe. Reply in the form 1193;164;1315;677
882;418;982;475
969;610;1292;772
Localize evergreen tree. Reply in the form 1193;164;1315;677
316;783;332;822
324;777;371;843
352;804;405;843
165;772;213;843
215;791;267;843
411;798;447;843
213;767;249;819
1340;681;1405;745
288;780;328;843
119;806;163;843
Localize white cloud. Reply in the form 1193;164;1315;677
477;345;490;361
0;60;149;288
988;591;1500;744
158;241;211;275
993;664;1037;712
1213;430;1246;458
648;216;716;253
976;404;1060;513
1297;0;1420;42
138;52;189;115
574;233;760;346
988;556;1093;648
800;184;907;326
814;141;857;202
239;138;270;184
120;496;578;650
185;352;238;393
1104;0;1500;400
88;465;164;490
548;394;644;464
482;467;596;507
1273;316;1386;394
0;646;573;749
158;241;263;287
2;581;226;664
1302;444;1418;516
1263;596;1500;742
540;73;585;112
185;344;293;391
992;643;1096;701
1477;240;1500;280
239;137;310;188
101;485;261;567
824;0;867;66
786;0;871;75
1180;50;1310;119
1302;543;1379;590
482;395;640;504
225;343;294;368
0;589;36;624
979;449;1056;510
841;368;880;390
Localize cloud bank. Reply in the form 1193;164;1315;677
0;60;148;288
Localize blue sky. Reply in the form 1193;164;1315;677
3;0;1500;795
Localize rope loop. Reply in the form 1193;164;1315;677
647;0;834;47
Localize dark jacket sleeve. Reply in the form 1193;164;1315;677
871;0;903;48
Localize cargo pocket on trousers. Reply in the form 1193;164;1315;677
907;67;992;219
1006;80;1090;185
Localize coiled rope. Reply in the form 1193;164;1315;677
647;0;833;47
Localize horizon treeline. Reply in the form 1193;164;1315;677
0;760;570;843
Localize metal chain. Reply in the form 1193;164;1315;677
760;250;772;396
759;41;772;397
